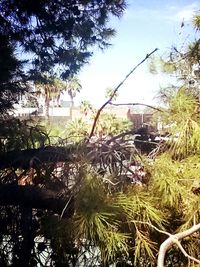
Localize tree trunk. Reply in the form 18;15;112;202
45;96;50;118
0;146;75;169
19;207;34;266
70;94;74;108
0;184;74;217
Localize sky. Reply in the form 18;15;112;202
65;0;199;109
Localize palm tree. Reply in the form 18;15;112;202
64;118;88;142
80;100;93;116
35;76;64;118
66;76;82;107
105;87;118;101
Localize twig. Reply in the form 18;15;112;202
110;102;163;112
60;195;72;219
131;220;169;236
102;178;120;185
104;130;137;145
87;48;159;140
174;239;200;264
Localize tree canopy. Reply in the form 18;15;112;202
0;0;126;79
0;34;26;112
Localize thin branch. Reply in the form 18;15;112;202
110;102;163;112
174;239;200;264
131;220;169;236
88;48;159;140
105;130;135;145
0;146;75;169
60;195;73;219
102;178;120;185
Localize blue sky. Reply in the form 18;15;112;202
67;0;199;108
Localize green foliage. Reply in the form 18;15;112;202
74;169;129;262
115;189;165;229
96;112;132;135
193;13;200;30
0;34;26;112
148;56;158;74
41;121;66;144
1;10;200;266
159;88;200;158
149;12;200;90
66;76;82;106
64;118;89;142
0;118;49;151
148;56;177;75
105;87;119;101
80;100;93;116
150;154;187;208
160;58;177;73
0;0;126;78
134;229;157;265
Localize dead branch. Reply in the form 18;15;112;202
132;220;200;266
157;223;200;267
88;48;158;140
110;102;163;112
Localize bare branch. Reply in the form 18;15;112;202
60;195;73;219
110;102;163;112
174;239;200;264
132;220;200;266
132;220;169;236
157;223;200;267
88;48;159;140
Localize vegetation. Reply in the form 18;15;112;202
66;77;82;107
35;76;65;117
0;2;199;267
95;112;132;136
0;34;26;112
80;100;93;116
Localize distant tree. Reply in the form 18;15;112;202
96;112;132;136
35;76;64;118
66;76;82;107
105;87;118;101
80;100;93;116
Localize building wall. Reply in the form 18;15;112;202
14;105;158;131
127;109;157;131
71;106;129;120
